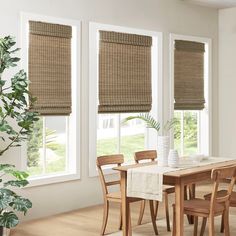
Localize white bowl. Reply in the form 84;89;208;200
190;154;204;163
202;155;209;160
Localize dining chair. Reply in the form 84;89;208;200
97;154;158;235
172;165;236;236
204;178;236;233
134;150;175;232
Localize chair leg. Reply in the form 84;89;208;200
221;212;225;233
119;203;122;230
137;200;145;225
194;216;198;236
224;209;230;236
200;217;207;236
172;205;176;236
101;200;109;235
129;206;132;236
164;192;171;231
188;184;195;225
208;215;215;236
149;200;159;235
185;185;192;224
154;201;159;220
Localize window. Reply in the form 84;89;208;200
21;13;81;186
170;34;212;157
97;113;146;162
27;116;68;176
174;111;199;156
89;23;163;176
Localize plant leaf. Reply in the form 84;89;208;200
0;164;15;171
4;170;29;180
0;188;16;197
4;180;29;188
0;211;19;228
0;194;12;210
10;197;32;215
122;113;160;132
163;118;177;133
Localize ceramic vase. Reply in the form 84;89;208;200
157;136;170;167
168;149;179;168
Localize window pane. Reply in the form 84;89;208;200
174;111;181;155
184;111;198;155
45;116;67;174
27;117;44;176
120;113;145;162
97;114;118;156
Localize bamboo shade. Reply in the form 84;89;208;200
174;40;205;110
98;31;152;113
29;21;72;115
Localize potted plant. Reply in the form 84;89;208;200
123;113;176;167
0;36;39;234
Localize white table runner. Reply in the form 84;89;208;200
127;157;235;202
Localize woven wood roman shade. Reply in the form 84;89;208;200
98;31;152;113
174;40;205;110
29;21;72;115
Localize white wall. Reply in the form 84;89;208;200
219;8;236;157
0;0;219;221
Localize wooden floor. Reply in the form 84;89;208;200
11;184;236;236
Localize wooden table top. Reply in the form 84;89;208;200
113;158;236;178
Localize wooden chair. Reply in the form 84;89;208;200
134;150;175;232
97;154;158;235
204;178;236;233
172;165;236;236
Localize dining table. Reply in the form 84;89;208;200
113;157;236;236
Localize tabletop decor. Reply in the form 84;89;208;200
168;149;179;168
0;36;39;235
123;113;176;167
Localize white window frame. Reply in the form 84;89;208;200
20;12;81;187
89;22;163;177
169;33;212;156
97;113;147;159
174;110;200;156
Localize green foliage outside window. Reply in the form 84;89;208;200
174;111;198;155
27;117;67;176
27;118;43;167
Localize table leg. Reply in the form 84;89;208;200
175;179;184;236
121;171;131;236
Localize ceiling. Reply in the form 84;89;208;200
183;0;236;9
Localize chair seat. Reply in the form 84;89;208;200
163;185;175;194
107;192;121;199
181;198;224;215
204;190;236;206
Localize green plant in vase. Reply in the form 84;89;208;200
0;36;39;233
123;113;176;134
123;113;176;166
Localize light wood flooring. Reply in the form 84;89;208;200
11;184;236;236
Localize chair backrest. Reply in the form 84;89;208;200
134;150;157;164
210;165;236;212
96;154;124;196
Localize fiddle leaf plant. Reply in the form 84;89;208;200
0;36;39;229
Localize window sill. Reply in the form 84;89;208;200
24;172;81;188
